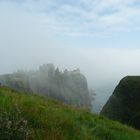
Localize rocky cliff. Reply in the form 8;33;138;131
0;64;92;110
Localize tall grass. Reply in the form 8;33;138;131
0;86;140;140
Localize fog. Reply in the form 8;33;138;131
1;42;140;111
1;1;140;112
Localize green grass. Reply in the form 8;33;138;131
0;86;140;140
101;76;140;129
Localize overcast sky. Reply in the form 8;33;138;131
1;0;140;109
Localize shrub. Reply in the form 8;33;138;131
0;105;31;140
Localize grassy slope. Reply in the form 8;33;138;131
0;86;140;140
101;76;140;129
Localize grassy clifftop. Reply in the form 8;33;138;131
0;86;140;140
101;76;140;129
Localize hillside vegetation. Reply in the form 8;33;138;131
0;86;140;140
101;76;140;129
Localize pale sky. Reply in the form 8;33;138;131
1;0;140;111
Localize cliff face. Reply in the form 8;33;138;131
101;76;140;129
0;64;92;110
